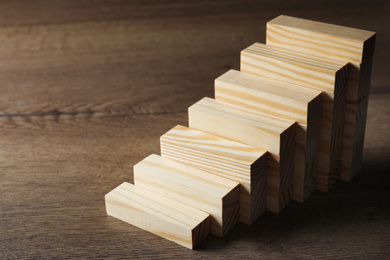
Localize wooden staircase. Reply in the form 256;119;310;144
105;15;376;249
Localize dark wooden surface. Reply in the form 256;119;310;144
1;1;389;259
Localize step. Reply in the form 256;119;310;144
266;14;375;102
160;125;268;224
105;182;210;249
133;154;240;237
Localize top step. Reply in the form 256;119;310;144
267;15;376;64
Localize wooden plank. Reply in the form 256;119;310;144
188;97;295;213
160;125;268;224
266;15;376;181
266;14;376;102
189;97;296;155
240;43;348;192
133;154;240;237
215;69;322;125
241;43;348;95
215;69;322;202
105;182;210;249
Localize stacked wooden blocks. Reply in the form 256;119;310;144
241;42;349;191
105;15;376;249
215;69;323;202
266;15;376;182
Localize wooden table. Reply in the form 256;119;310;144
1;1;389;258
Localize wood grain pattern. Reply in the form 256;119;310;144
105;182;210;249
0;19;218;117
133;154;240;237
241;43;348;94
266;15;376;55
189;97;296;155
189;97;295;213
160;125;268;224
2;97;389;258
241;43;348;192
1;0;389;258
266;15;376;182
215;69;322;202
215;69;322;125
266;14;376;102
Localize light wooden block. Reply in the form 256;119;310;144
105;182;210;249
188;97;295;213
266;14;376;102
133;154;240;237
215;69;322;202
240;43;348;192
160;125;268;224
266;15;376;181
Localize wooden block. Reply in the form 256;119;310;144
266;15;376;180
105;182;210;249
160;125;268;224
188;97;296;155
133;154;240;237
188;97;295;213
215;69;322;202
240;43;348;192
341;97;368;181
215;69;322;125
266;14;376;102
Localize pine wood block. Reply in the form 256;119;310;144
266;15;376;181
215;69;322;125
240;43;348;192
266;14;376;103
105;182;210;249
160;125;268;224
188;97;295;213
215;69;322;202
133;154;240;237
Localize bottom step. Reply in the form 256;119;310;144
105;182;211;249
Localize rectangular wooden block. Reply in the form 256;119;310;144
215;69;322;202
133;154;240;237
266;14;376;102
266;15;376;181
160;125;268;224
105;182;210;249
188;97;295;213
240;43;348;192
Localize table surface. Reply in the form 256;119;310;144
1;1;389;259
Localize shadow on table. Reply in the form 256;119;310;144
197;159;390;252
